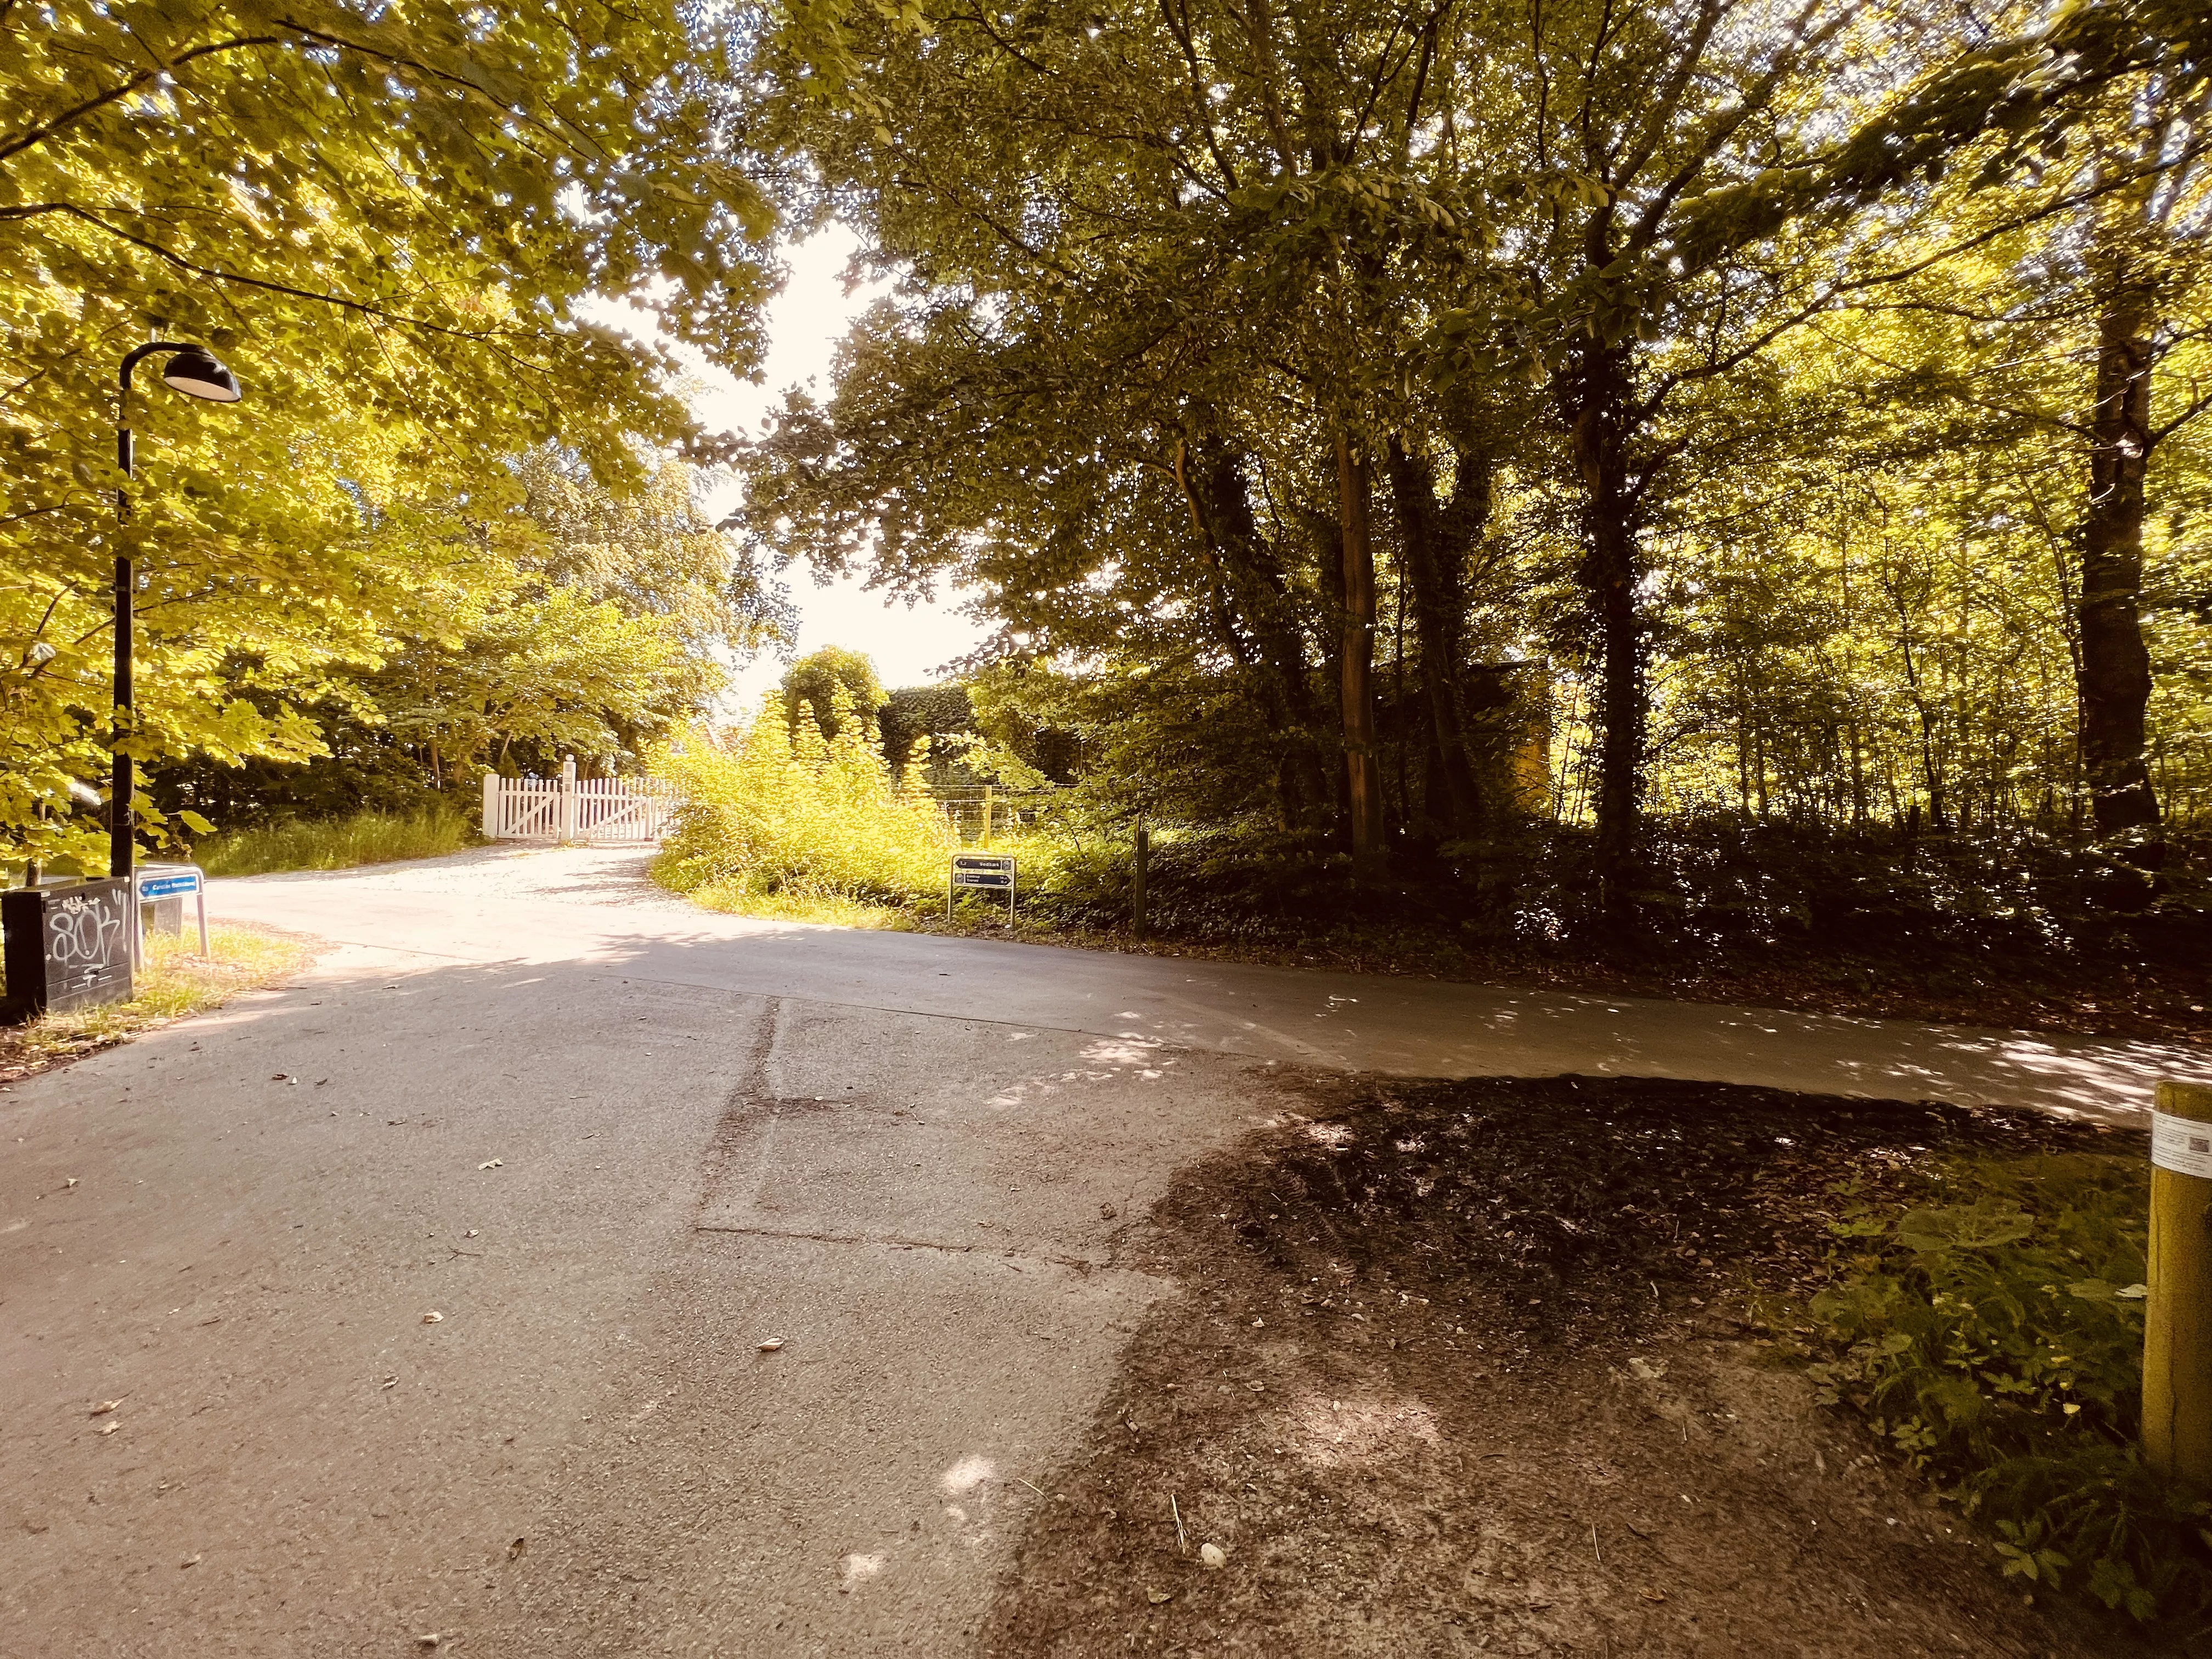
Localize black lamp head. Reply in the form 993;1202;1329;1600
160;345;243;403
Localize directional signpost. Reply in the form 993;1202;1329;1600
948;852;1017;919
134;861;210;961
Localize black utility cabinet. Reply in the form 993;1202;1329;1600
2;878;134;1022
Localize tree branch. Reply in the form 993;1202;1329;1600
0;33;284;165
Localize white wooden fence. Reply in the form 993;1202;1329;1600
482;759;680;845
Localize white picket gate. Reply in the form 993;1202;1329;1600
482;759;680;845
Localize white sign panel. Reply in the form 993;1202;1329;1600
2153;1111;2212;1180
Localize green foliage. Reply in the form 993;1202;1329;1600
879;683;977;780
190;805;480;878
3;3;775;870
733;0;2212;898
656;700;954;909
1779;1152;2212;1624
781;646;888;741
145;449;787;828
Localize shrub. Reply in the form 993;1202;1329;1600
654;702;955;908
1775;1152;2212;1623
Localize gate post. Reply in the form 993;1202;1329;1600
482;771;500;839
560;755;577;844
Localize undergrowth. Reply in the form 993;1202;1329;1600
655;702;962;909
1761;1151;2212;1627
191;803;480;876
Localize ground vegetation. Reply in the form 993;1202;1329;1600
0;922;313;1082
189;802;481;877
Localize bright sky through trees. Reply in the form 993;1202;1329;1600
588;227;992;710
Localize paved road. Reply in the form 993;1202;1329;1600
3;847;2202;1657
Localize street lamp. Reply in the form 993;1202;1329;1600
111;341;244;882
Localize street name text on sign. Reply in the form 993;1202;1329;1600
133;861;211;958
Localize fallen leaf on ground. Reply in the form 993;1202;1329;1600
757;1337;785;1352
1147;1589;1172;1604
1101;1203;1118;1220
422;1311;444;1324
507;1536;527;1561
1199;1543;1227;1570
1641;1588;1668;1603
89;1400;121;1416
96;1421;119;1436
477;1159;503;1170
180;1555;200;1568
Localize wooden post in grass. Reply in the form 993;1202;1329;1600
2146;1079;2212;1481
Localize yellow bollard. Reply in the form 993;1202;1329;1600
2145;1079;2212;1481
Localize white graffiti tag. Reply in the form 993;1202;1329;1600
47;893;126;968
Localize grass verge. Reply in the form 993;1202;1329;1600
673;873;924;932
191;804;481;877
655;840;2212;1043
1;924;315;1084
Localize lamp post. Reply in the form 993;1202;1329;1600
112;342;242;882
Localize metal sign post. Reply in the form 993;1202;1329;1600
948;853;1017;919
134;861;210;964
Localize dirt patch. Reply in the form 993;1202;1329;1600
981;1075;2162;1657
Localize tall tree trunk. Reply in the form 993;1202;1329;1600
1175;438;1332;830
2078;222;2162;834
1564;344;1644;911
1336;428;1384;877
1384;435;1485;837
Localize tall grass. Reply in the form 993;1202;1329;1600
655;703;959;915
191;803;480;877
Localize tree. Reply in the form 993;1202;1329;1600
2;0;777;868
782;646;887;741
1807;78;2212;838
2073;85;2210;836
727;0;2212;917
148;450;786;820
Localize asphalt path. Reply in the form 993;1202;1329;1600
3;846;2203;1657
